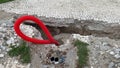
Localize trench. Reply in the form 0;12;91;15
18;19;120;40
13;15;120;68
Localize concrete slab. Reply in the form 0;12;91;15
0;0;120;23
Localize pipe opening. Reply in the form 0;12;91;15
54;57;59;62
50;57;54;61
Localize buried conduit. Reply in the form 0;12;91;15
50;56;65;64
49;50;66;64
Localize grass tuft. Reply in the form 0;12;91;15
0;0;14;4
8;40;31;64
74;40;89;68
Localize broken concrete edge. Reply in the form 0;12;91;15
13;14;120;40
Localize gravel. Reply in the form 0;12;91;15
0;20;30;68
73;34;120;68
1;0;120;23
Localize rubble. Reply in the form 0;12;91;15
73;34;120;68
0;21;30;68
0;0;120;67
0;17;120;68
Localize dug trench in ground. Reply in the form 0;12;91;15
13;15;120;40
0;10;119;40
13;15;120;68
20;24;78;68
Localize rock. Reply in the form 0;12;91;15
0;64;4;68
6;37;15;45
109;51;115;55
108;62;115;68
91;66;94;68
6;48;12;52
0;54;4;58
6;19;13;27
20;24;34;37
111;48;120;59
87;23;105;31
6;40;12;45
0;27;3;32
100;42;111;51
100;51;104;55
114;54;120;59
54;62;59;64
0;46;6;50
14;60;18;64
118;63;120;67
114;49;120;54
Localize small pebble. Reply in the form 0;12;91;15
114;54;120;59
0;54;4;58
109;51;115;55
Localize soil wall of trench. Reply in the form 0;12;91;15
14;15;120;40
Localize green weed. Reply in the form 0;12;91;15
0;0;14;4
8;40;31;64
74;40;89;68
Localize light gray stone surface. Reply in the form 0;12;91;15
1;0;120;23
